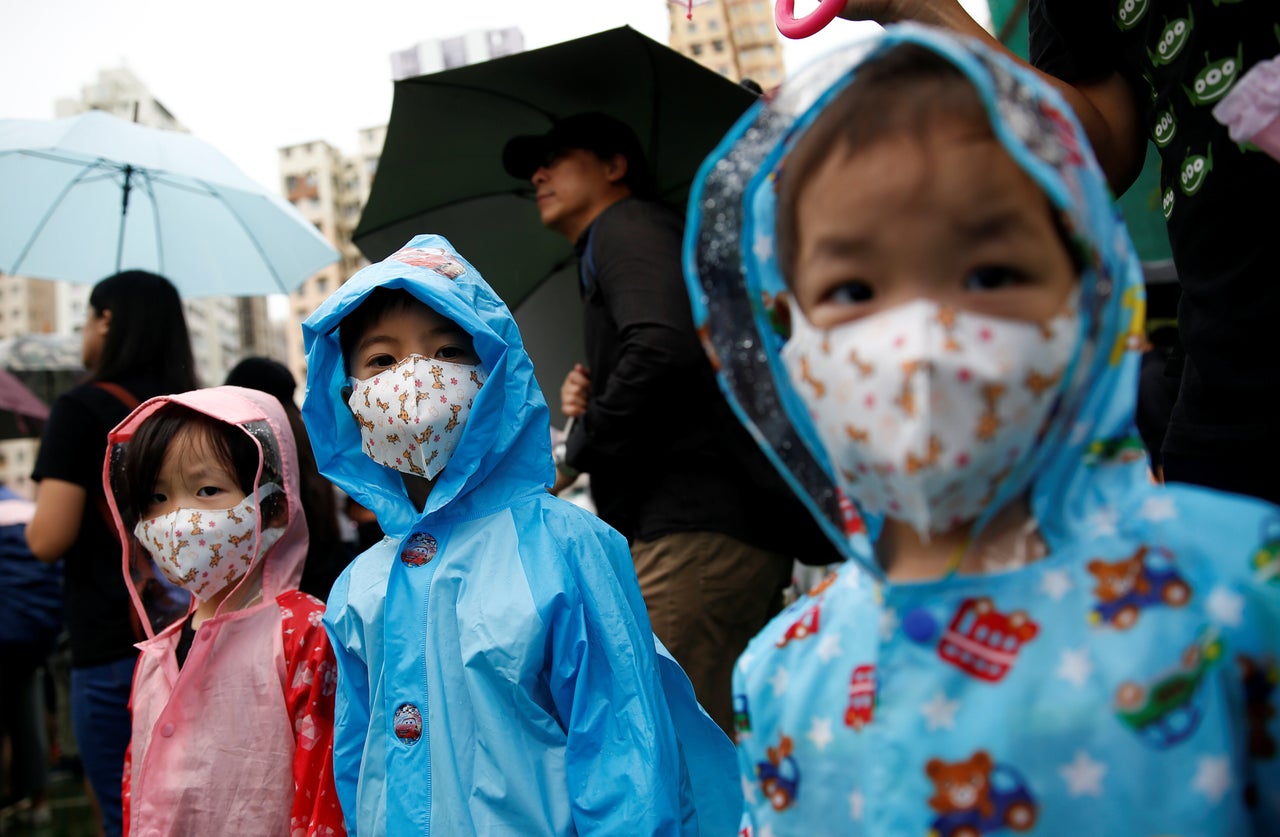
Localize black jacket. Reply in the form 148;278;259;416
565;198;837;563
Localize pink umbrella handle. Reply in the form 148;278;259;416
774;0;846;39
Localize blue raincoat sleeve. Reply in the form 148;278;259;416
532;502;707;835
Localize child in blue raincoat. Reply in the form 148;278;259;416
682;24;1280;836
301;235;739;835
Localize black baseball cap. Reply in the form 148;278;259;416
502;112;656;197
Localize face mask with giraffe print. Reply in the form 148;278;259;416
347;354;486;482
781;298;1077;537
133;484;284;602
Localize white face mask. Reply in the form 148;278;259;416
347;354;486;481
134;485;284;602
781;298;1077;537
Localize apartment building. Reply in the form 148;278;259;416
280;28;525;390
667;0;786;88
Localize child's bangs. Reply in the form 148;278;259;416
121;405;265;521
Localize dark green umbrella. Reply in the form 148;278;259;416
353;26;758;310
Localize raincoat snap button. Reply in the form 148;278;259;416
400;532;438;567
393;703;422;744
902;608;938;643
160;723;176;738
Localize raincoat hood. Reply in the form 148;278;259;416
683;23;1147;578
302;234;553;537
105;385;307;635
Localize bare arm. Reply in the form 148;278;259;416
26;478;87;563
839;0;1146;192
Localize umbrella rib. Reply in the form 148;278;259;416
7;156;121;275
188;178;289;293
138;169;165;275
399;80;560;122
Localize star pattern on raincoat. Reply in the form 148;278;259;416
769;666;790;697
1040;568;1073;600
1059;750;1107;796
806;716;835;750
753;233;773;262
920;691;960;730
816;631;842;663
879;608;899;641
1057;647;1093;688
1192;755;1233;802
849;789;864;821
1207;586;1245;627
1087;507;1120;537
1140;496;1178;522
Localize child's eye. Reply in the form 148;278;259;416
963;266;1024;291
826;281;874;306
367;353;398;369
436;345;471;362
195;485;224;499
148;492;166;507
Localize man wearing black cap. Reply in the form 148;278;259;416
504;113;812;736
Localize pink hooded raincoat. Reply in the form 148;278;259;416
104;386;344;837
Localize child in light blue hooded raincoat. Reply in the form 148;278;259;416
683;24;1280;837
302;235;740;836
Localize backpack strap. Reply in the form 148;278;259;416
92;381;141;412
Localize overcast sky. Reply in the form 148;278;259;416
1;0;949;190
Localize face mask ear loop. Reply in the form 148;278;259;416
940;536;972;581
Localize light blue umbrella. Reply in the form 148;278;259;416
0;110;338;296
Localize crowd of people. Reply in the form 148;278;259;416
3;6;1279;835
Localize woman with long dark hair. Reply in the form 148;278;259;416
25;270;196;837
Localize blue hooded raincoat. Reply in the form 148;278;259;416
302;235;740;836
682;24;1280;837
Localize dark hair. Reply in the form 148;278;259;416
337;288;428;375
776;44;989;286
121;403;282;527
88;270;198;391
225;356;296;404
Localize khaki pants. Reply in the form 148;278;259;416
632;531;793;737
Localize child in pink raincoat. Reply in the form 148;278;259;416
104;386;345;836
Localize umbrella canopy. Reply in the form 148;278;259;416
0;365;49;440
0;110;339;297
353;26;758;310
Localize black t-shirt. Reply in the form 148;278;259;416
1030;0;1280;454
32;379;166;667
